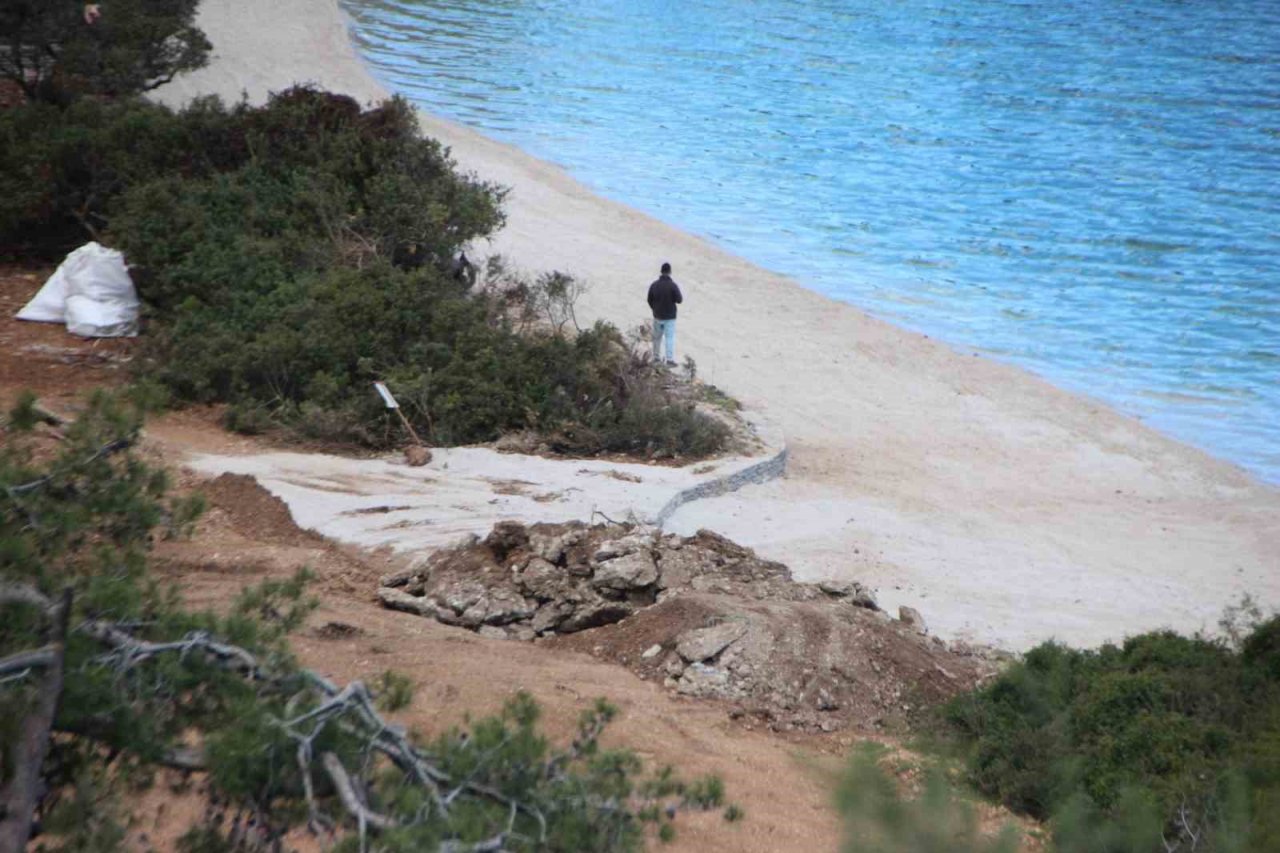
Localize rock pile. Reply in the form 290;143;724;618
378;520;1002;732
378;521;876;640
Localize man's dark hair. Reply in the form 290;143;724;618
660;262;671;275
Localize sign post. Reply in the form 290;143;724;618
373;382;425;447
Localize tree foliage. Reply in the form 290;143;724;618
0;0;209;103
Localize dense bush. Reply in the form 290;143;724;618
941;624;1280;851
1;87;730;458
0;0;209;104
0;393;730;849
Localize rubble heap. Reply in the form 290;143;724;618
378;520;1003;732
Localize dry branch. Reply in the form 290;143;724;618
0;589;71;852
5;437;135;498
322;751;399;833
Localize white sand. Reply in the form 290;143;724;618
154;0;1279;650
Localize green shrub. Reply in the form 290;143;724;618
837;744;1019;853
940;620;1280;852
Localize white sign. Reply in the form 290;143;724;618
373;382;399;410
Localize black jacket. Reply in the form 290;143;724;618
647;274;683;320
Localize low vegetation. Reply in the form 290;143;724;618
937;613;1280;852
837;745;1019;853
0;393;727;849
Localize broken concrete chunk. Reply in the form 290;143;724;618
898;605;928;634
378;587;438;618
528;528;584;565
530;601;573;634
516;557;567;600
591;550;658;591
675;621;747;663
819;579;880;611
676;662;731;697
460;588;538;627
448;532;481;551
641;644;663;659
439;582;487;615
592;533;653;563
559;601;635;633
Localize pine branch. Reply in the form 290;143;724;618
6;437;135;498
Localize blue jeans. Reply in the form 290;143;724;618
652;319;676;363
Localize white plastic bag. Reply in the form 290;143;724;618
15;257;75;323
15;242;139;337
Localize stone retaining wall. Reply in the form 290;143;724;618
652;414;788;527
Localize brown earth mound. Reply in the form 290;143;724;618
379;520;1003;733
200;471;320;547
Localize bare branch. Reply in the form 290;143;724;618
6;437;135;498
0;645;58;676
0;584;54;612
322;752;399;832
84;624;261;678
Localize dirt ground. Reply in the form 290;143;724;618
2;266;1034;851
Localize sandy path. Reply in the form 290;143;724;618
154;0;1279;650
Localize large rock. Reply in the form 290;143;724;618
530;601;574;634
516;557;570;600
675;621;747;663
437;581;487;615
528;528;584;565
898;605;928;634
675;662;732;698
818;579;880;611
378;587;439;618
459;588;538;627
592;533;653;563
560;600;635;633
591;551;658;592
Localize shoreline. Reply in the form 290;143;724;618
153;0;1280;651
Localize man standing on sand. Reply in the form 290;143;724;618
647;262;683;365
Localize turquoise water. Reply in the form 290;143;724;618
341;0;1280;483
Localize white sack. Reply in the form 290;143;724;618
15;242;139;338
15;256;75;323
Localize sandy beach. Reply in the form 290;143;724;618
153;0;1279;651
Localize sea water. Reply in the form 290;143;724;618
341;0;1280;483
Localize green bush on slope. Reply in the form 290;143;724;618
940;624;1280;852
837;744;1019;853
